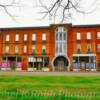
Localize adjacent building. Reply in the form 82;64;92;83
0;23;100;71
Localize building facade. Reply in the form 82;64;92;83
0;23;100;71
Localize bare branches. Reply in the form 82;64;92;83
0;0;21;21
39;0;99;23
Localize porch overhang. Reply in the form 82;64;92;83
73;54;96;57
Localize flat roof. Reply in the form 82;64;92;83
0;26;49;30
73;24;100;28
0;23;100;30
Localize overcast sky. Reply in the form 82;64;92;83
0;0;100;28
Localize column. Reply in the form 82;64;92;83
16;56;17;69
89;56;91;70
33;57;34;69
94;56;96;69
43;57;44;68
78;56;79;69
6;56;8;69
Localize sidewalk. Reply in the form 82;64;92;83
0;71;100;76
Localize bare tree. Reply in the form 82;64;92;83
39;0;99;22
0;0;21;21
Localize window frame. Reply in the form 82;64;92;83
87;32;91;40
42;45;46;53
15;45;19;54
5;45;9;53
42;33;46;41
32;34;36;41
24;34;28;41
77;32;81;40
6;34;10;42
24;45;27;53
97;32;100;39
15;34;19;41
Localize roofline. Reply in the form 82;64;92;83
72;24;100;28
0;23;100;30
0;26;49;30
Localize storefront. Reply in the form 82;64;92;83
1;56;22;70
73;54;96;71
28;56;49;71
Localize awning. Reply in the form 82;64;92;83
73;54;96;57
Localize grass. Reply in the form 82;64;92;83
0;75;100;99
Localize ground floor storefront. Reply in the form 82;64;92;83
73;54;96;71
0;55;49;71
0;54;99;71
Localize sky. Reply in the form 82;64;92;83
0;0;100;28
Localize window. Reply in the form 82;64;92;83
64;32;66;40
15;45;18;53
24;34;28;41
97;44;100;53
42;33;46;41
15;34;19;41
60;32;62;40
56;33;58;40
5;46;9;53
24;45;27;53
63;43;66;53
42;45;46;53
77;44;81;53
32;34;36;41
32;45;36;53
60;43;62;53
87;32;91;40
55;27;67;55
6;34;10;42
87;44;91;53
97;32;100;39
56;44;59;53
77;32;81;40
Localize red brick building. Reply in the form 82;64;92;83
0;23;100;71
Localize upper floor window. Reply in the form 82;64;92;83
97;32;100;39
56;33;58;40
56;44;59;53
55;27;66;41
6;34;10;42
77;32;81;40
42;33;46;41
77;44;81;53
32;34;36;41
59;43;62;53
5;45;9;53
87;44;91;53
15;34;19;41
60;32;62;40
15;45;18;54
64;32;66;40
97;44;100;53
24;34;28;41
32;45;36;54
87;32;91;40
24;45;27;53
42;45;46;53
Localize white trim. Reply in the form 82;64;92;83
42;68;49;71
28;68;34;71
1;68;6;70
73;54;96;57
16;68;21;71
55;27;67;56
52;55;70;71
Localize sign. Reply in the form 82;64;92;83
1;61;10;68
16;62;22;68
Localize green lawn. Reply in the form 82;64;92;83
0;75;100;100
